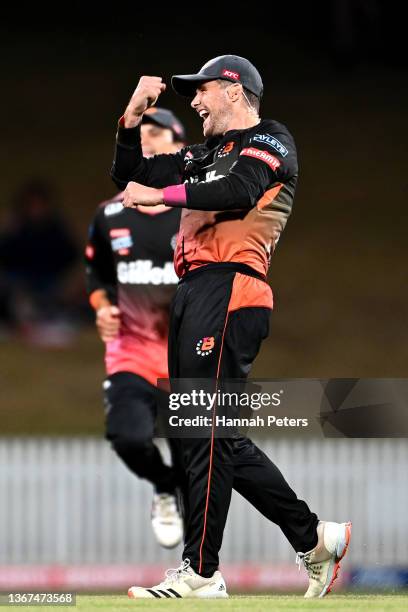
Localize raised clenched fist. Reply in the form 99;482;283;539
123;76;166;127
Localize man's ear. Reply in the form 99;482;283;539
226;83;242;102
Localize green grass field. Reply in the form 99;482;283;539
9;594;406;612
75;594;407;611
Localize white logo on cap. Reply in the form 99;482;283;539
222;69;240;80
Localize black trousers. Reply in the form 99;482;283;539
169;264;319;577
103;372;179;494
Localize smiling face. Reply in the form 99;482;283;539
191;80;234;137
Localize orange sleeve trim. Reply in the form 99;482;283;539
89;289;110;311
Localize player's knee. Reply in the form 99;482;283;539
111;433;152;459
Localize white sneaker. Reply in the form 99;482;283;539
128;559;229;599
151;493;183;549
297;521;352;598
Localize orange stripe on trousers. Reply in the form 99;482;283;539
198;311;230;575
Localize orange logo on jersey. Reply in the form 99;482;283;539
196;336;215;356
202;337;215;351
218;141;235;158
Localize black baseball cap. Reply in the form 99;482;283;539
142;107;186;142
172;55;263;98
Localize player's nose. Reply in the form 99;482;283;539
191;91;200;108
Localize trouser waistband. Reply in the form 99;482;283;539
179;262;266;283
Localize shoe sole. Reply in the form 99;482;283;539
194;591;229;599
128;588;229;599
319;521;352;598
154;539;183;550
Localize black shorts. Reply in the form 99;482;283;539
103;371;161;443
103;371;178;493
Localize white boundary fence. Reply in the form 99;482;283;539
0;437;407;566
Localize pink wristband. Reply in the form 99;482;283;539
163;184;187;207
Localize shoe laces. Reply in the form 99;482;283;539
296;552;323;581
163;559;192;585
296;552;306;571
153;494;177;519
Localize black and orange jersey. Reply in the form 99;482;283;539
111;118;297;278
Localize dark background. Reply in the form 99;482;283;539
1;2;407;433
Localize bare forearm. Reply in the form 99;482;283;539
122;76;166;128
122;182;165;208
122;110;143;129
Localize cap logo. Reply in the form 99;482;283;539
222;69;240;80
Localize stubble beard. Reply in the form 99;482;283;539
203;105;231;138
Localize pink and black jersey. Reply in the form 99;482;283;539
85;194;181;385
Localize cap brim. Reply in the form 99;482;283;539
171;74;216;97
142;113;170;129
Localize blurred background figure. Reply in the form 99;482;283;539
141;106;186;156
85;107;186;549
0;179;79;345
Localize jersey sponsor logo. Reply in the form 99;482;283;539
196;336;215;357
111;236;132;254
205;170;225;182
189;170;225;184
110;228;130;238
251;133;288;157
222;69;240;80
117;260;178;285
110;228;133;255
184;151;194;172
104;201;124;217
240;147;281;171
217;141;235;158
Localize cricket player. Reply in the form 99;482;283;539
85;108;186;548
111;55;351;598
